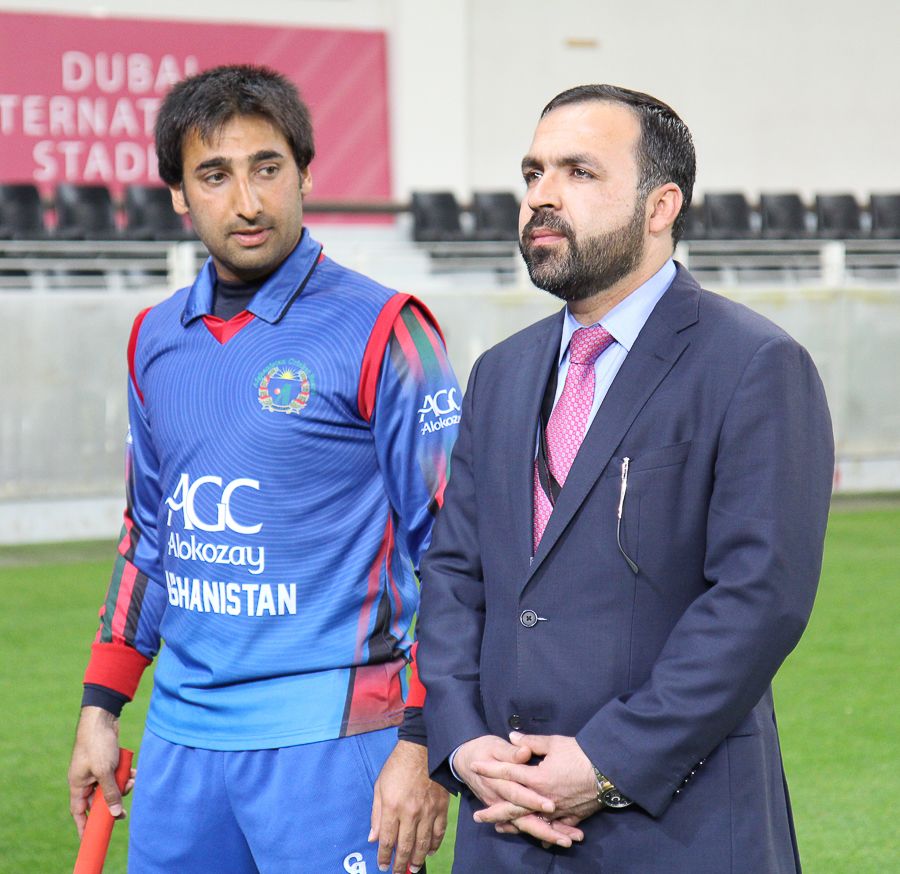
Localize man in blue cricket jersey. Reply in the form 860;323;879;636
67;64;457;874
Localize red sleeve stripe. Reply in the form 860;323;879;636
391;311;425;382
341;662;405;738
353;515;395;662
385;527;405;644
127;308;151;404
117;517;133;556
357;293;411;421
405;641;427;708
408;304;451;377
110;561;140;643
432;451;449;511
83;642;152;700
357;294;447;422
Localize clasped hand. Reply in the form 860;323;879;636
453;732;600;848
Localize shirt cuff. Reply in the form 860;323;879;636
82;684;129;717
449;745;465;783
398;706;427;746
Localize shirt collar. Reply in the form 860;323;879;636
559;257;676;362
181;228;324;326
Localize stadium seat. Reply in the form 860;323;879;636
0;183;49;239
124;185;193;240
471;191;520;241
815;194;862;238
410;191;466;242
54;183;119;239
680;202;706;241
869;193;900;238
703;192;755;238
760;193;809;238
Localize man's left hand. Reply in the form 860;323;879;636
470;733;600;825
370;739;449;874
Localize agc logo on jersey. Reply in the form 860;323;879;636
165;473;262;534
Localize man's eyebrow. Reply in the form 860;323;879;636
521;152;602;174
192;150;286;174
193;156;230;174
250;150;285;163
558;152;600;170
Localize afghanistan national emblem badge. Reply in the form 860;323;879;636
256;359;314;415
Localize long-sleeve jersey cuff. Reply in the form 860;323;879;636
82;684;130;716
83;641;152;699
398;706;427;746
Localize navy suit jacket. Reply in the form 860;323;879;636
418;266;834;873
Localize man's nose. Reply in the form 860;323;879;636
525;172;562;212
234;177;263;221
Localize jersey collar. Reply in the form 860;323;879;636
181;228;324;327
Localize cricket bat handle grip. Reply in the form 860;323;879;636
73;747;134;874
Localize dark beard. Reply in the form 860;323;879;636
519;202;646;302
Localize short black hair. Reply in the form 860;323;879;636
542;84;696;243
155;64;315;186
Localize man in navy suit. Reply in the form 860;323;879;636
417;85;833;872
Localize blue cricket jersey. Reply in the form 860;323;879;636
84;230;461;750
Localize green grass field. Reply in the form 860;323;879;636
0;504;896;873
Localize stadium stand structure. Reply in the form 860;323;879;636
760;193;809;239
703;192;755;238
0;183;49;239
54;183;119;240
471;191;520;241
870;193;900;238
410;190;467;242
815;193;863;238
681;203;706;241
2;188;900;290
124;185;194;241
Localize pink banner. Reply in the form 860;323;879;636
0;12;391;201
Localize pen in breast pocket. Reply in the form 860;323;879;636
617;457;630;520
616;457;639;574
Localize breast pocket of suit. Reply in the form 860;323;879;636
608;440;693;573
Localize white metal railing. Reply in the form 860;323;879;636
3;236;900;292
0;239;206;291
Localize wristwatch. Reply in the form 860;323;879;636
593;767;632;809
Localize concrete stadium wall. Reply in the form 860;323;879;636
1;271;898;544
0;0;897;201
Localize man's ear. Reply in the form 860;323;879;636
300;167;312;199
647;183;683;237
169;184;189;216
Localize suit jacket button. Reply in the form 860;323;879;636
520;610;538;627
508;714;522;730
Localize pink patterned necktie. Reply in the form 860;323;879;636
533;325;614;550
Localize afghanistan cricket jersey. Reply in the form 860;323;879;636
83;230;460;750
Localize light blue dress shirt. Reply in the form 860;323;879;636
553;258;677;425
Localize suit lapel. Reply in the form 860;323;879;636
525;267;701;584
508;311;564;569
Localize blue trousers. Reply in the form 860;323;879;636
128;726;397;873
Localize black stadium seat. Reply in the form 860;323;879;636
472;191;520;241
411;191;466;242
54;183;119;240
869;193;900;239
815;194;862;238
760;193;808;238
680;202;706;241
703;192;754;238
124;185;193;240
0;183;49;239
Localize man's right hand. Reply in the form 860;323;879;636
68;706;130;838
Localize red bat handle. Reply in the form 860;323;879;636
74;748;134;874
